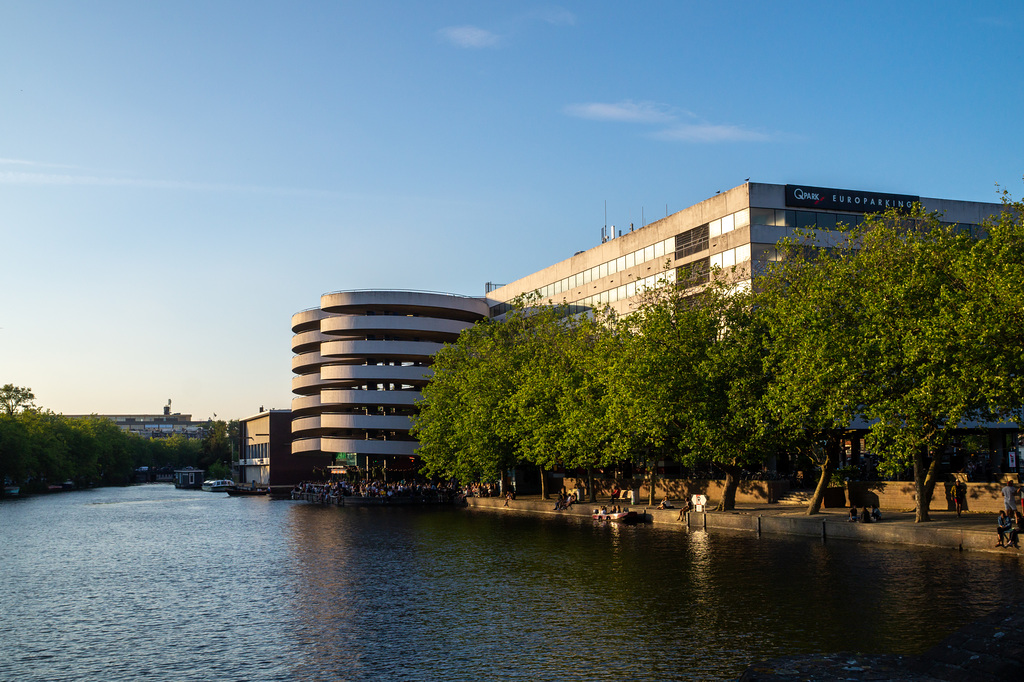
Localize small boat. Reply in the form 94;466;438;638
226;486;268;497
592;509;640;523
201;479;234;492
3;485;19;497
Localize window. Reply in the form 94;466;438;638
676;224;709;258
678;258;710;286
751;208;775;226
817;213;837;229
654;240;665;258
625;251;635;268
734;208;750;230
735;243;751;263
796;211;817;228
709;218;722;237
721;213;735;234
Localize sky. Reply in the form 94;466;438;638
2;1;1023;422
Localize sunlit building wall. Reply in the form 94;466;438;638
290;290;489;472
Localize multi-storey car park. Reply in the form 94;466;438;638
290;290;488;474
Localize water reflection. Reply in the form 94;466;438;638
3;487;1023;682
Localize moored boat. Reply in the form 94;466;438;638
592;509;640;523
3;485;19;497
226;486;268;497
201;479;234;492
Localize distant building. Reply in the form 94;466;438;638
236;408;327;487
67;400;206;440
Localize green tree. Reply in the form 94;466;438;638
852;207;981;522
757;233;865;515
200;420;232;474
0;384;35;416
413;312;523;484
611;272;775;510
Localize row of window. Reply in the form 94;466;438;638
533;236;676;302
490;205;990;317
245;441;268;459
710;243;752;271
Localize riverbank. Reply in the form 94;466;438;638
465;495;1022;558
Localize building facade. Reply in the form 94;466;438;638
236;409;318;487
485;182;1001;317
67;400;206;440
290;290;489;474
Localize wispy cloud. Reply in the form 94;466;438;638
564;99;777;143
652;123;773;143
0;157;87;170
439;7;576;49
438;25;500;49
0;169;336;197
563;100;678;124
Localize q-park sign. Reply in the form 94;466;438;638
786;184;919;213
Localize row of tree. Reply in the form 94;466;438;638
0;384;237;492
412;192;1024;522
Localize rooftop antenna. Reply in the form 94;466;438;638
602;200;608;243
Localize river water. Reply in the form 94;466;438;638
2;485;1023;681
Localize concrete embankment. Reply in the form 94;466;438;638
464;496;1022;558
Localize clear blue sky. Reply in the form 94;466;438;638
2;1;1023;421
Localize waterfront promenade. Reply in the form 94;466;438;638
465;495;1023;558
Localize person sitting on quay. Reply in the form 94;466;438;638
860;507;872;523
848;507;858;522
657;496;674;510
871;505;882;522
996;510;1016;547
610;485;621;501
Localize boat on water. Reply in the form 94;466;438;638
226;486;268;497
3;485;19;497
201;479;234;492
592;509;641;523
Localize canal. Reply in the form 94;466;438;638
2;484;1022;681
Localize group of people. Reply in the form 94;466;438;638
291;479;463;504
848;505;883;523
995;481;1024;548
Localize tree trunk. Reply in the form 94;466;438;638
806;445;838;516
539;465;548;499
716;462;742;511
587;467;597;503
914;447;938;523
648;458;658;506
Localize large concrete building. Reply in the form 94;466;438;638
290;290;488;474
486;181;999;316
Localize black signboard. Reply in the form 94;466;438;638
785;184;919;213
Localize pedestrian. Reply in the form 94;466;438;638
1001;480;1019;522
953;480;966;518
